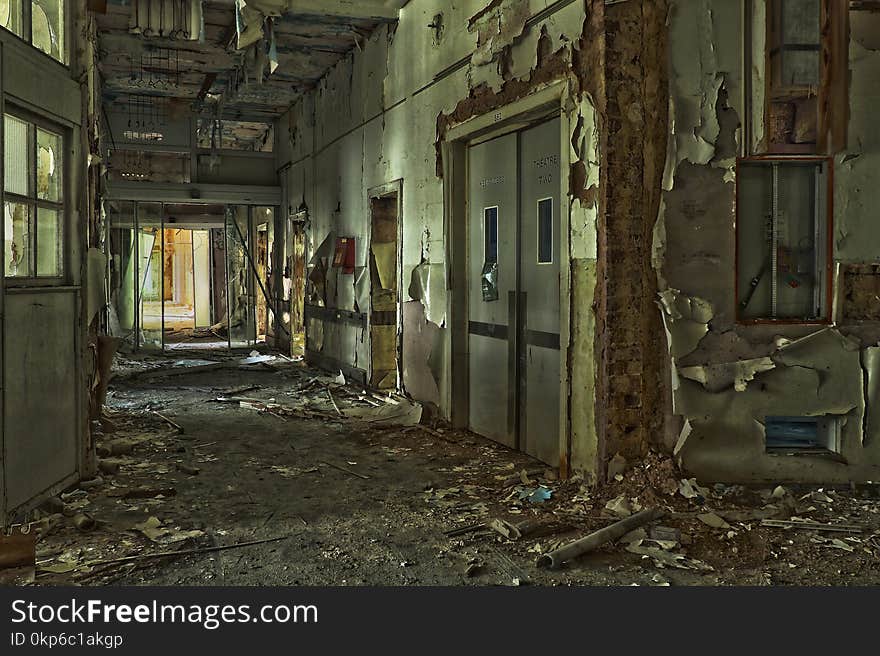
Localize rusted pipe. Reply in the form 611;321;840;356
536;507;665;569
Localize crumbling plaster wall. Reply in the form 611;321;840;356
656;2;880;483
276;0;604;476
835;10;880;263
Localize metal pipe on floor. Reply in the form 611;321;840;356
536;508;665;569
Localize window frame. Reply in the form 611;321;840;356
762;0;821;155
734;154;834;325
3;107;68;285
0;0;69;67
745;0;849;157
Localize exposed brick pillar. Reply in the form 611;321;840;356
597;0;669;465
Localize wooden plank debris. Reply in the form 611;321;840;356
760;518;865;533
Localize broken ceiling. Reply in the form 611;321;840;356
96;0;409;121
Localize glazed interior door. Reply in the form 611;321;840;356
226;206;256;347
192;230;212;328
137;202;163;350
465;119;561;465
369;194;399;390
519;118;561;465
289;218;306;336
467;132;517;447
107;201;137;348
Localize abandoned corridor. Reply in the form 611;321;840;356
27;351;880;587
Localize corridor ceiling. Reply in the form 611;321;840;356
96;0;409;122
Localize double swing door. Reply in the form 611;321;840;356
467;118;561;466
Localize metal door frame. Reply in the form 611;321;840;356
225;204;257;349
107;197;275;352
442;81;573;472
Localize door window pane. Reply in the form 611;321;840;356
537;198;553;264
0;0;65;63
37;128;62;201
770;0;821;89
36;207;61;276
4;202;31;277
32;0;64;62
1;0;24;36
4;114;65;280
782;0;820;43
484;207;498;264
5;114;29;196
781;50;819;87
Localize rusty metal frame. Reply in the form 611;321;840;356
734;154;834;325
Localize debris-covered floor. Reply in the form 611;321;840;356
22;350;880;586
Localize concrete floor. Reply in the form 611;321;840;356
28;351;880;587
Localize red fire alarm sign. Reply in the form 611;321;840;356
333;237;356;274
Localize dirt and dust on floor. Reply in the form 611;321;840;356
6;348;880;587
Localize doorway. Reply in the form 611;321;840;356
253;207;276;344
286;210;308;358
369;185;401;390
141;227;214;346
466;118;562;465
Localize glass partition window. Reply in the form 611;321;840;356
1;0;65;64
770;0;820;89
736;159;831;322
4;113;65;279
0;0;24;37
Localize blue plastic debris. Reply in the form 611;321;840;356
517;486;552;504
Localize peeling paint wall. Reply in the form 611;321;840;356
656;2;880;483
277;0;604;477
835;11;880;262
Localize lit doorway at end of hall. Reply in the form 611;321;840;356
108;201;275;352
139;225;218;349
